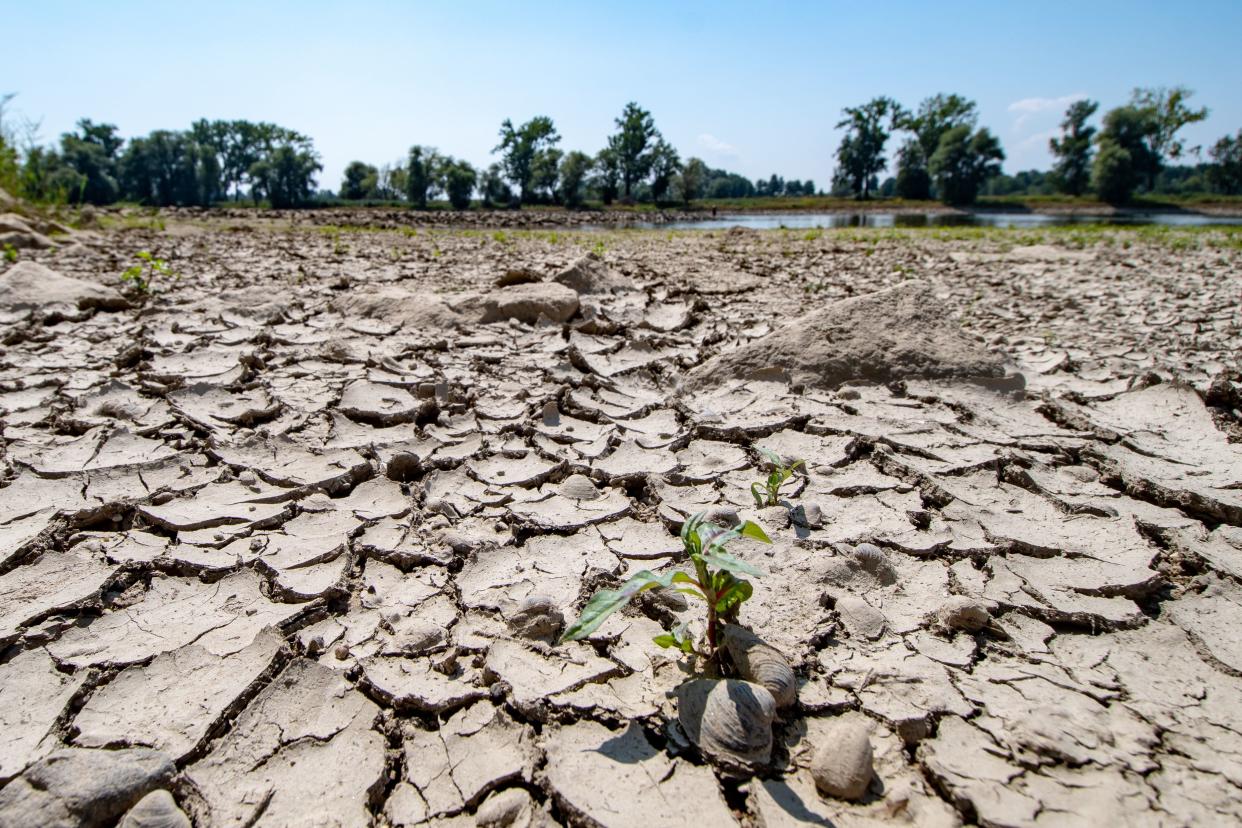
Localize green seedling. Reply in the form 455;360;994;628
3;243;16;263
120;250;176;294
751;446;804;508
560;512;771;657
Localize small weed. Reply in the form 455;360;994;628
592;240;606;257
751;447;803;508
120;250;176;293
492;230;511;245
803;229;823;241
3;244;16;263
560;512;771;658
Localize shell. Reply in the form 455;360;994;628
934;595;992;633
558;473;601;501
476;787;534;828
701;504;740;528
119;790;192;828
677;678;776;772
852;542;888;569
720;623;797;708
792;502;824;528
810;718;874;800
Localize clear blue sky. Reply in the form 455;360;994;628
3;1;1240;192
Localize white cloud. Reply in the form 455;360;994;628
697;133;739;157
1007;93;1088;131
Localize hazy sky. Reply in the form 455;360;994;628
4;1;1240;193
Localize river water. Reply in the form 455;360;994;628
620;211;1242;231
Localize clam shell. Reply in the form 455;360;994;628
852;542;887;569
119;790;191;828
558;473;601;500
677;678;776;772
720;623;797;708
934;595;992;632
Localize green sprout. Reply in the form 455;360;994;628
559;512;771;657
751;446;804;508
3;243;16;263
120;250;176;294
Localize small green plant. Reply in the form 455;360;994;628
3;243;16;263
120;250;175;293
560;512;771;657
592;239;606;257
751;447;804;508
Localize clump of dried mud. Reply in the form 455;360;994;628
0;212;1240;827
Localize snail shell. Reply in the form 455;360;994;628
853;542;888;569
720;623;797;708
119;790;191;828
677;678;776;772
558;473;601;501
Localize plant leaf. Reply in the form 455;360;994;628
559;570;678;643
699;547;764;578
738;520;772;543
715;579;753;614
756;446;783;466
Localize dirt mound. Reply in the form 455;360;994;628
0;261;128;320
0;213;56;250
552;253;632;294
449;282;579;324
683;280;1022;391
333;282;578;329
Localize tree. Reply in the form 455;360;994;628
834;97;903;199
405;145;443;208
530;146;563;203
1049;99;1098;196
440;158;476;209
895;94;977;200
928;125;1004;205
479;163;510;207
678;157;708;204
804;179;816;195
1207;131;1242;195
608;102;658;201
558;150;593;208
1091;106;1160;203
592;147;620;205
59;119;124;204
248;142;321;208
493;116;560;205
1130;86;1209;175
649;139;681;204
340;161;378;200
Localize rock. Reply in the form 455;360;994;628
118;790;191;828
811;718;875;800
677;678;777;772
553;253;632;294
932;595;995;634
0;747;175;828
507;594;565;641
476;788;534;828
0;261;128;319
452;282;579;324
682;280;1022;392
331;286;465;329
792;502;824;528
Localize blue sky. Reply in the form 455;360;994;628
3;1;1240;193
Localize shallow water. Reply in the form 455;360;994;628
618;211;1242;231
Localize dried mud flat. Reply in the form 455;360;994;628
0;214;1240;828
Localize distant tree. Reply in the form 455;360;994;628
405;145;444;208
592;147;620;205
1130;86;1209;181
678;157;708;204
804;179;815;196
479;163;511;207
895;94;977;200
1091;106;1160;203
248;142;321;208
928;125;1004;205
59;119;124;204
834;97;903;199
1207;131;1242;195
894;139;931;199
530;146;563;203
649;138;681;204
493;116;560;205
608;102;658;201
768;174;784;196
340;161;378;200
1048;99;1098;196
440;158;476;209
558;150;593;208
121;129;226;207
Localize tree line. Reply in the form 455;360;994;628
2;90;1238;210
830;86;1241;204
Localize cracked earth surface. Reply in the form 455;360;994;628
0;213;1240;827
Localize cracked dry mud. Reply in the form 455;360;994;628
0;214;1240;828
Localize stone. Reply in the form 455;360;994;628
0;747;175;828
810;717;875;800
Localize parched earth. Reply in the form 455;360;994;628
0;213;1240;827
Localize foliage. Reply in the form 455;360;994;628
1092;142;1138;204
1130;86;1209;168
440;157;477;209
493;116;560;205
1208;131;1242;195
1092;106;1160;204
648;138;681;204
479;162;511;207
340;161;379;200
560;512;771;656
248;142;321;208
609;102;658;201
895;93;978;200
120;250;175;293
592;146;620;205
529;146;563;204
405;145;443;208
3;243;16;263
894;139;931;200
834;97;903;199
750;447;804;508
1049;100;1098;196
558;150;593;208
928;125;1004;205
678;157;708;204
